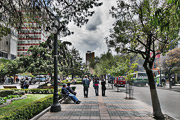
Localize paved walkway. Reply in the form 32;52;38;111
38;82;154;120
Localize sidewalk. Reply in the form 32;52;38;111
38;82;154;120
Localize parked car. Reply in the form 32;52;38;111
114;76;126;87
35;77;47;82
29;77;37;84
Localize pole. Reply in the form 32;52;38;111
50;33;61;112
160;67;161;87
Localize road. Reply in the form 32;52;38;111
114;85;180;120
0;82;45;89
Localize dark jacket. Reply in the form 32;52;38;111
101;80;106;89
62;87;70;95
67;86;76;95
83;78;90;87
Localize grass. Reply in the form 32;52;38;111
0;94;50;115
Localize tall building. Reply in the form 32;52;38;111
17;8;48;56
86;51;95;65
0;28;18;60
17;22;48;56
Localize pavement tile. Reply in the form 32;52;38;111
100;117;111;119
120;116;133;119
60;116;70;119
69;116;80;120
110;116;121;119
140;116;155;120
37;83;153;120
80;116;90;119
90;116;100;119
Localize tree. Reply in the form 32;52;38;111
0;58;20;81
162;48;180;88
107;0;179;119
0;0;102;38
94;51;115;77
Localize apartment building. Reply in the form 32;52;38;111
17;8;48;56
0;28;18;60
17;22;48;56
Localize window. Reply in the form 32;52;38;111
138;73;147;77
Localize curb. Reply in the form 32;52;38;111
30;106;50;120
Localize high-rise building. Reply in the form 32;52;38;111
17;8;48;56
86;51;95;65
17;22;48;56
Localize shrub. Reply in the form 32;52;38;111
0;90;14;97
24;89;61;94
14;91;25;95
0;95;53;120
61;79;70;84
0;89;61;95
0;97;6;105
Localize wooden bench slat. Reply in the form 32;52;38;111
3;86;17;89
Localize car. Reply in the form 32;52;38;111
35;77;46;82
29;77;37;84
114;76;126;87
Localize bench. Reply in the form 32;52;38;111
59;94;72;103
59;86;76;103
3;86;17;89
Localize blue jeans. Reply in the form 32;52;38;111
69;94;78;102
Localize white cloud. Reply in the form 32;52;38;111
63;0;117;62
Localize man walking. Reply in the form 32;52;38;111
101;78;106;96
83;75;90;98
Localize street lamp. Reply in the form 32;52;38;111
49;17;61;112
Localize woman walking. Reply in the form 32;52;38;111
94;77;99;96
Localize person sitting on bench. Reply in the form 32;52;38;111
67;83;77;95
62;84;81;104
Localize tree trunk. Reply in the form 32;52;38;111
146;69;164;119
72;73;74;80
168;72;172;89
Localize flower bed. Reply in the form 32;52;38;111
0;95;23;105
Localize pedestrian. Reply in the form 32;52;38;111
20;78;25;89
4;76;8;84
101;78;106;96
82;75;90;98
23;77;29;89
16;77;19;83
94;77;99;96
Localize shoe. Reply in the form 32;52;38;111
76;101;81;104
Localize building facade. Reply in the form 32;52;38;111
0;28;18;60
17;22;48;56
86;51;95;66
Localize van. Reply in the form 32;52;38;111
114;76;126;87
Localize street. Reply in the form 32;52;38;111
115;85;180;120
0;82;45;89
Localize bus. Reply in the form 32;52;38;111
131;72;148;86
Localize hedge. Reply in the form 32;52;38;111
0;89;61;94
0;95;53;120
0;90;14;97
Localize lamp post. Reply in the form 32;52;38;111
50;18;61;112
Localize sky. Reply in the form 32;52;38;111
63;0;117;62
